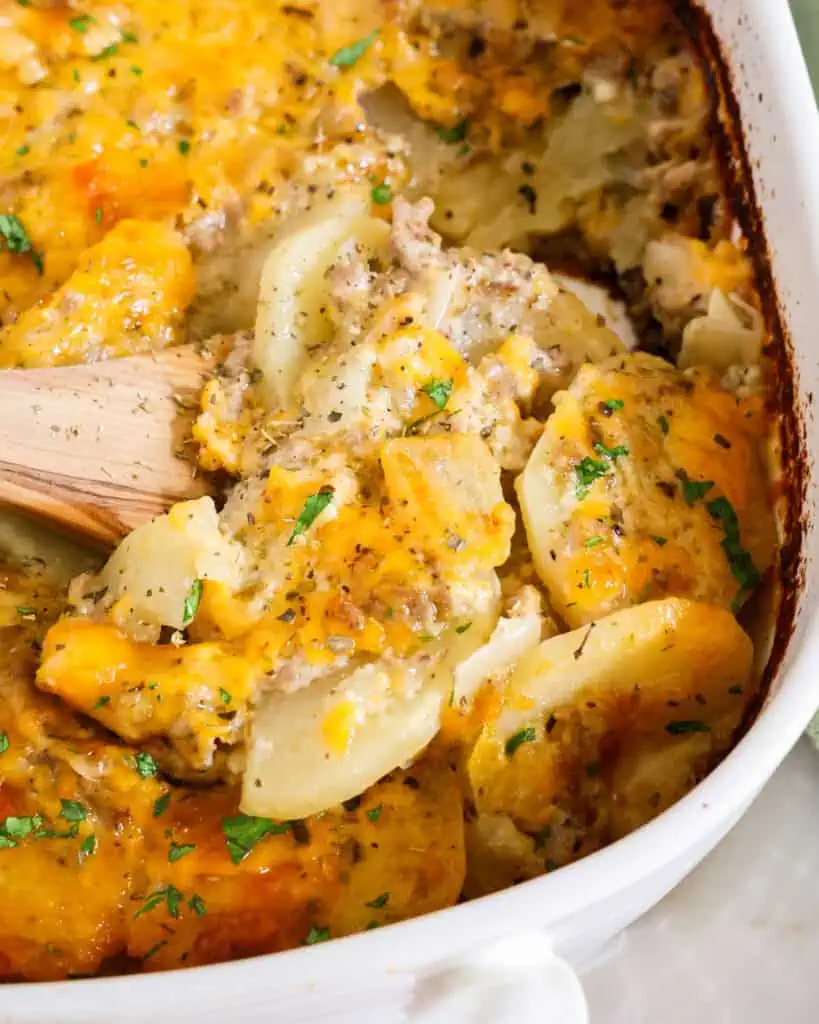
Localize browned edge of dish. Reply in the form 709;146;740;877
676;0;808;733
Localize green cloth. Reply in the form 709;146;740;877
792;0;819;94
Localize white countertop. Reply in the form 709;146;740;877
582;739;819;1022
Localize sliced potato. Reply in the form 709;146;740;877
99;497;244;632
253;200;390;409
242;584;500;819
381;434;516;573
452;608;543;707
516;351;776;627
467;599;753;853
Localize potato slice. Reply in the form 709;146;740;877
253;201;390;409
467;599;753;849
242;583;499;819
516;351;776;627
99;496;244;632
381;434;516;573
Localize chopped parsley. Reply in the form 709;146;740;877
80;834;97;857
593;442;629;462
121;30;139;43
651;535;668;546
304;924;331;945
505;727;536;757
287;487;334;546
0;732;7;754
329;30;377;68
130;65;143;76
678;471;714;506
91;43;120;61
436;120;468;144
168;841;196;863
420;377;453;412
219;687;232;705
665;720;710;735
707;495;761;605
365;892;389;909
153;793;170;818
134;751;159;779
222;813;291;864
658;414;670;435
188;893;206;916
0;213;43;274
182;579;202;627
602;399;624;413
370;183;391;205
92;695;111;710
68;14;95;33
0;814;42;846
59;800;87;822
16;605;35;617
585;536;604;548
178;139;191;156
367;805;382;822
574;456;609;499
141;940;168;962
455;621;472;634
15;145;29;157
134;884;183;920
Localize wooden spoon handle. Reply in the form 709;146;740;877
0;346;212;547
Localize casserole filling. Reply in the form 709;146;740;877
0;0;780;978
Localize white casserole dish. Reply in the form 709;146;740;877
6;1;819;1020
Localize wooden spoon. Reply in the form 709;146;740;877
0;346;213;548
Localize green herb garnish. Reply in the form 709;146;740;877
287;487;334;546
304;924;331;944
59;800;87;822
651;535;668;546
455;621;472;634
134;751;159;779
574;457;608;499
593;442;629;462
168;841;196;863
182;579;202;627
367;805;382;822
134;884;183;919
665;720;710;735
80;834;97;857
602;399;624;412
420;377;453;412
678;471;714;506
188;893;206;916
68;14;95;33
219;687;232;705
706;495;761;605
178;139;191;156
658;414;670;435
365;892;389;909
16;606;35;617
436;120;468;144
222;813;291;864
91;43;120;61
329;31;377;68
370;183;391;205
92;695;111;710
0;214;43;275
153;793;170;818
0;732;7;754
505;727;536;757
585;536;604;548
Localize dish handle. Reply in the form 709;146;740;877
412;931;589;1023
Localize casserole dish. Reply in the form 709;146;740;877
2;0;818;1019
